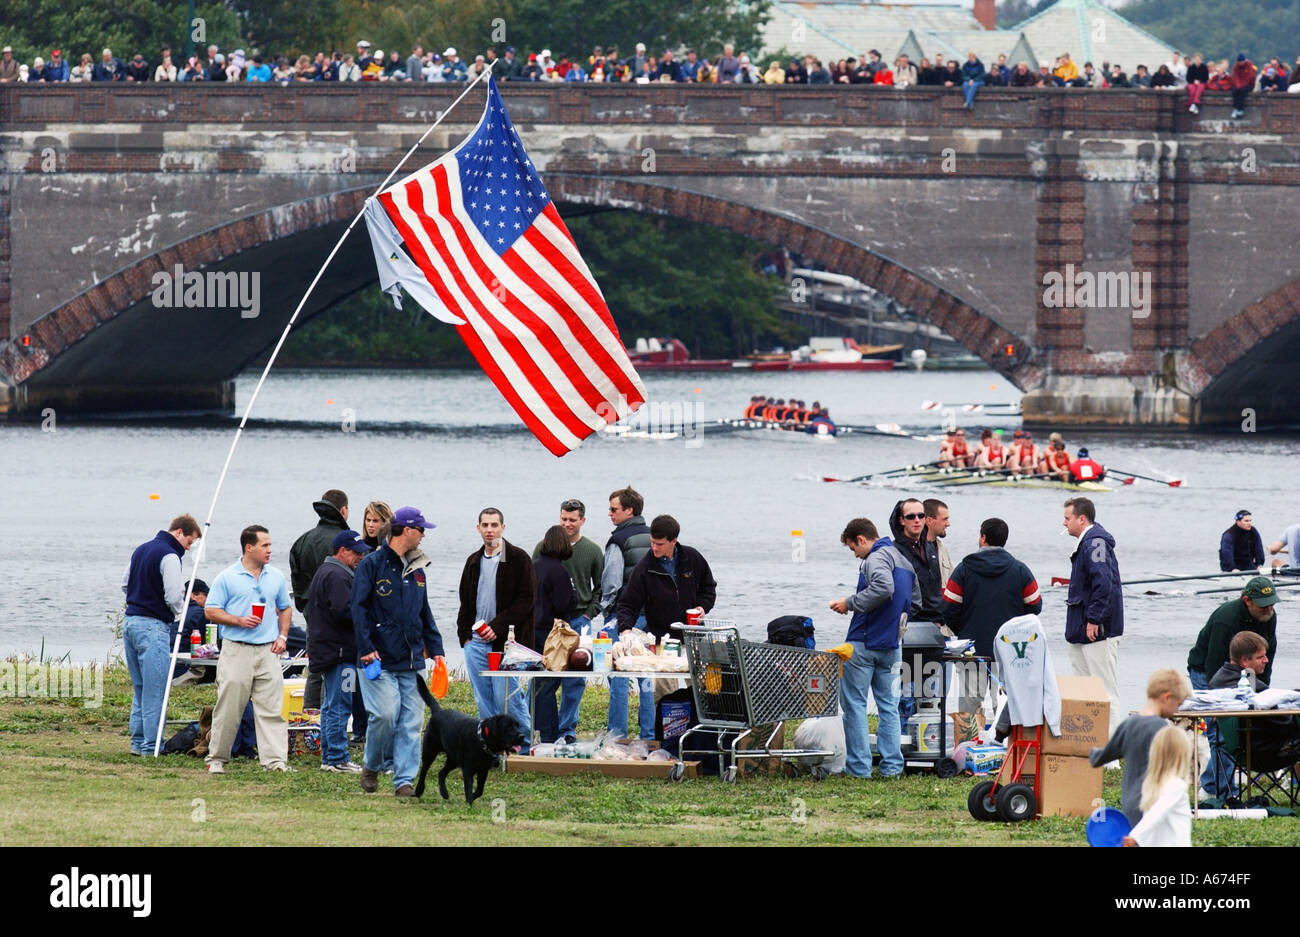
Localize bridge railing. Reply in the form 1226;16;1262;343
3;84;1299;133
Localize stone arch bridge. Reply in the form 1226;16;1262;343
2;83;1299;427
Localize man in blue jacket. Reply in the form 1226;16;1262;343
1219;509;1265;572
308;530;370;773
1063;497;1124;738
351;506;445;797
829;517;920;779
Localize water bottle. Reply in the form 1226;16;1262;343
190;631;200;655
507;624;516;645
1237;670;1252;692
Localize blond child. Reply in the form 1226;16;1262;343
1123;726;1193;846
1089;668;1192;824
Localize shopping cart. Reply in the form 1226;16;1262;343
671;620;841;782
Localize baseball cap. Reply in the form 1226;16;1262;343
391;506;433;530
2;47;11;54
189;578;209;595
331;529;372;554
1077;447;1089;458
1243;576;1279;607
444;46;457;57
357;40;371;48
1235;509;1252;520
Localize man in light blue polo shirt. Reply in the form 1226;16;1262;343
1269;523;1300;575
204;524;294;773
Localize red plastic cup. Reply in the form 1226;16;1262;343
488;651;502;671
251;603;266;622
687;610;703;626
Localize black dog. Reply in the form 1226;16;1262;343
414;680;524;804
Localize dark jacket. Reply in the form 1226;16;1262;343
616;544;716;639
942;546;1043;657
92;57;125;81
125;531;185;622
897;533;942;620
1219;525;1265;571
351;543;444;671
961;59;985;82
1231;60;1256;90
1186;63;1209;83
917;66;941;86
1209;661;1266;691
290;500;348;612
1188;598;1276;685
306;556;358;672
498;55;524;80
941;64;962;86
532;555;578;651
1010;68;1037;87
456;540;536;651
1065;523;1124;644
126;60;150;81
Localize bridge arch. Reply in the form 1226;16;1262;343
4;177;1039;414
1186;279;1300;426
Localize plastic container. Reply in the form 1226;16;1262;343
907;701;954;756
593;635;612;671
1086;807;1132;846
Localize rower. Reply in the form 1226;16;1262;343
764;397;781;422
742;395;762;421
1038;439;1072;481
807;407;836;435
938;430;958;468
1010;431;1037;473
1220;509;1265;573
1067;447;1106;484
950;428;972;468
976;430;1006;470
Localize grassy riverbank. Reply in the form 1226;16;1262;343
1;665;1295;846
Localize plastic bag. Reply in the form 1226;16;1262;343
501;639;544;671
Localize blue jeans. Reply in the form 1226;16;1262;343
124;615;173;754
606;615;654;739
358;670;424;790
963;78;983;107
320;664;355;766
841;642;903;778
1189;668;1236;798
463;639;531;749
534;615;590;742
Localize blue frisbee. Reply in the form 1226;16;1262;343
1086;806;1132;847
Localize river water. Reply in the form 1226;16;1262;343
3;366;1297;715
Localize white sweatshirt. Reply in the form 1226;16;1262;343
993;614;1061;735
1128;776;1192;847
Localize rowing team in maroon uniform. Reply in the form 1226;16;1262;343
938;429;1106;483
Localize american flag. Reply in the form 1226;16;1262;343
364;77;646;455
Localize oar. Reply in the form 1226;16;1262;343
822;460;945;484
1122;570;1292;586
935;470;1059;488
1194;580;1300;595
921;400;1021;411
1108;468;1183;487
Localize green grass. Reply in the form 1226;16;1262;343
2;666;1297;846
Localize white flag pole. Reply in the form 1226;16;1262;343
152;69;493;757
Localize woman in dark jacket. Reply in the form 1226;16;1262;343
531;525;580;744
1151;64;1176;88
961;52;985;108
916;57;940;85
1185;53;1209;112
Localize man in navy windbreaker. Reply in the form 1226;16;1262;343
351;506;445;798
1063;497;1124;738
829;517;920;778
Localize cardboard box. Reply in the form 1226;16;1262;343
504;755;699;779
1043;675;1109;756
1036;753;1103;818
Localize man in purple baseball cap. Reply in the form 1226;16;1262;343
350;506;445;797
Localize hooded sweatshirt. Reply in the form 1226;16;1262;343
289;500;349;612
844;537;920;649
942;546;1042;657
994;614;1061;734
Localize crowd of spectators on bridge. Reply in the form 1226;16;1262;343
2;37;1294;117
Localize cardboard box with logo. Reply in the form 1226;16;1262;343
1017;675;1108;817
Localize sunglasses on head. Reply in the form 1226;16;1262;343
561;499;584;513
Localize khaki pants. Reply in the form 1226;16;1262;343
1068;637;1122;737
206;640;288;767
